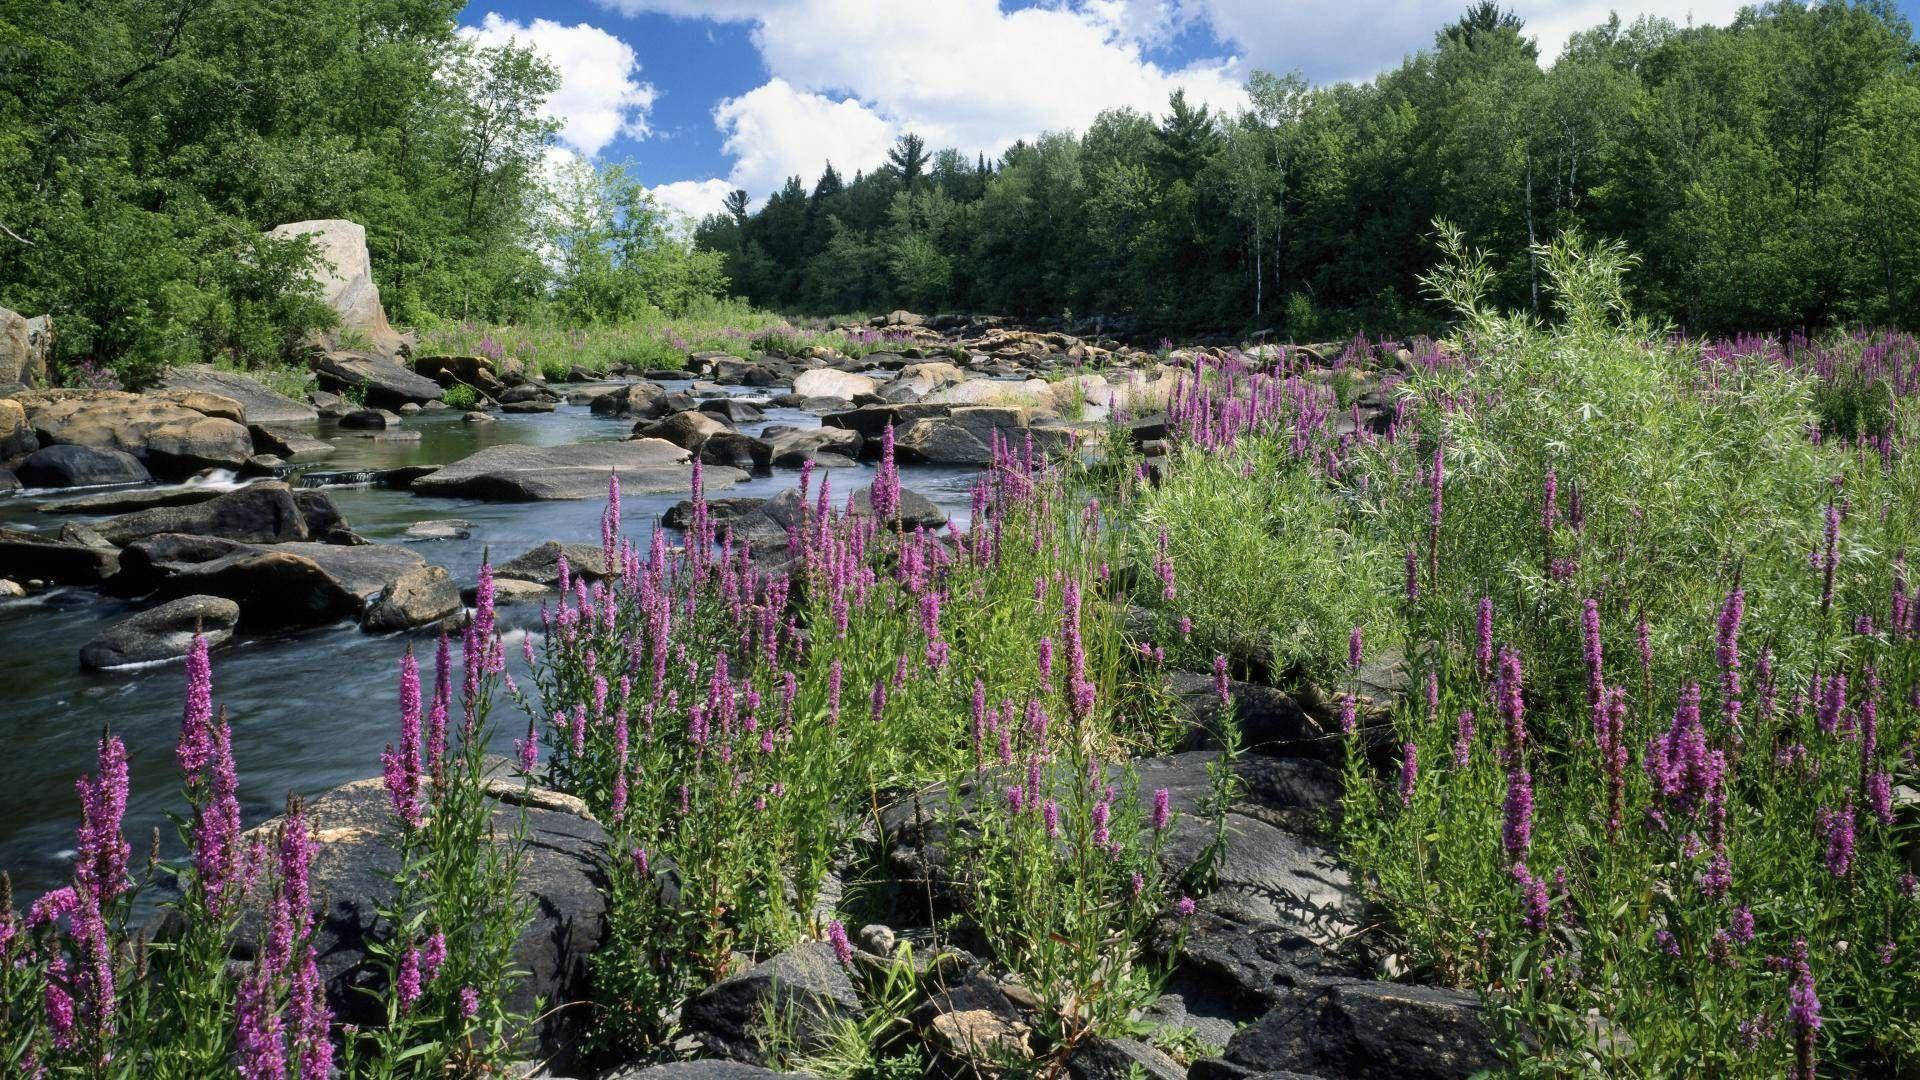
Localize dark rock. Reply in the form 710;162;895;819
662;497;767;532
162;366;318;425
248;425;335;459
0;469;17;493
312;351;446;408
0;528;121;584
1168;671;1341;761
337;408;397;430
411;354;496;387
16;444;150;488
496;541;609;586
233;769;610;1068
681;941;863;1066
634;390;701;421
893;416;992;465
1197;982;1502;1080
589;382;666;418
79;594;239;669
640;409;730;450
766;428;861;468
43;484;234;516
697;432;773;473
410;441;745;501
603;1063;788;1080
142;539;432;629
698;397;764;425
362;564;462;632
1066;1036;1184;1080
819;403;950;442
92;482;319;547
501;398;556;414
914;966;1032;1064
845;485;948;531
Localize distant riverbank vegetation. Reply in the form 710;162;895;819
699;1;1920;339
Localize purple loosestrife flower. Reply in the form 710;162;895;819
827;920;853;966
1348;626;1364;673
75;733;130;908
1542;466;1559;533
1788;938;1820;1079
1152;788;1171;831
827;659;843;726
1497;648;1527;752
460;986;480;1020
289;946;332;1079
180;632;215;777
1503;765;1534;858
194;716;242;915
382;649;425;828
1213;654;1230;706
1818;801;1855;878
515;716;539;773
1043;799;1060;837
1091;800;1111;847
1513;863;1549;932
1728;905;1755;944
427;633;451;781
1175;896;1197;917
1474;596;1494;680
1404;545;1419;601
1717;588;1745;727
1399;741;1418;807
236;972;286;1080
1867;769;1894;826
1453;710;1476;767
397;946;424;1011
1581;598;1603;706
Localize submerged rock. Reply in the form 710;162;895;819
362;564;462;633
79;594;239;669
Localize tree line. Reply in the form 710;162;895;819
696;2;1920;338
0;0;721;385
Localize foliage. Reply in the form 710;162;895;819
698;3;1919;337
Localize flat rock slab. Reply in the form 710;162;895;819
141;538;435;629
163;366;318;425
79;594;239;669
411;440;746;501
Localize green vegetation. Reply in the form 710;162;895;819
0;1;728;386
700;2;1920;337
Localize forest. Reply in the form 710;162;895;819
698;2;1920;338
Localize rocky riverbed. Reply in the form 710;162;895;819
0;320;1478;1080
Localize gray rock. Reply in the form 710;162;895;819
0;469;17;493
845;485;948;531
588;382;667;418
363;564;462;632
0;527;121;584
893;416;993;465
1193;982;1502;1080
163;366;318;425
640;409;729;450
1067;1037;1185;1080
603;1063;788;1080
463;410;495;424
697;432;772;473
43;484;236;516
92;482;325;547
698;397;764;425
79;594;240;669
232;768;609;1067
411;441;746;501
1169;670;1342;761
680;941;863;1066
141;415;255;476
141;539;432;629
267;219;408;357
15;444;150;488
403;519;472;542
338;407;399;430
791;368;878;401
819;403;951;441
313;352;444;408
0;397;39;457
248;424;336;459
0;307;52;389
496;541;609;586
766;427;861;468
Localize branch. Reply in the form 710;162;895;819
0;220;31;246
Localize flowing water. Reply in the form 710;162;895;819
0;385;978;898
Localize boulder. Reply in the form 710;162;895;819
791;368;879;402
15;389;246;459
162;366;317;425
403;519;471;542
267;219;407;356
234;768;609;1066
605;1063;789;1080
1192;982;1503;1080
697;432;773;473
588;382;666;418
680;941;863;1065
698;397;765;425
78;595;240;669
247;424;335;460
45;485;237;516
819;403;951;442
495;541;609;587
0;397;37;457
1168;671;1341;760
312;352;445;409
141;415;254;475
362;564;462;632
640;409;729;450
925;378;1055;409
1066;1037;1185;1080
0;307;52;390
766;427;861;468
411;354;496;386
15;444;150;488
91;482;326;547
894;416;993;466
411;441;746;501
845;485;949;531
142;539;433;629
0;527;121;584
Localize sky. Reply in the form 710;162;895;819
456;0;1920;225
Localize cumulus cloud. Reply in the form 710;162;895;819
595;0;1245;203
461;13;658;156
648;177;739;227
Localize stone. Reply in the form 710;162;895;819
588;382;666;418
894;416;993;466
140;539;432;629
698;397;765;425
43;484;235;516
403;519;472;542
78;594;240;669
141;415;254;475
501;398;556;414
680;941;863;1065
411;354;496;386
465;578;552;608
463;410;494;424
1066;1037;1185;1080
91;482;325;547
1168;670;1341;760
818;403;951;442
791;368;879;402
1193;982;1502;1080
312;352;445;409
266;219;407;356
766;427;862;468
247;424;335;459
162;366;318;424
0;397;38;457
496;541;610;587
640;409;729;450
0;579;23;598
411;441;746;501
925;378;1056;409
15;389;237;457
0;468;15;493
363;564;462;632
604;1064;788;1080
661;497;768;532
915;968;1031;1063
844;485;949;531
15;444;150;488
696;432;773;473
0;528;121;584
338;407;398;430
0;306;52;389
232;767;609;1066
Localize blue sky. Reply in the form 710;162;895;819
456;1;1920;222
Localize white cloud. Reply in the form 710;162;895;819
595;0;1245;202
649;177;738;226
461;13;658;157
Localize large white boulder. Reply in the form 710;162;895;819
267;219;407;357
0;306;51;390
